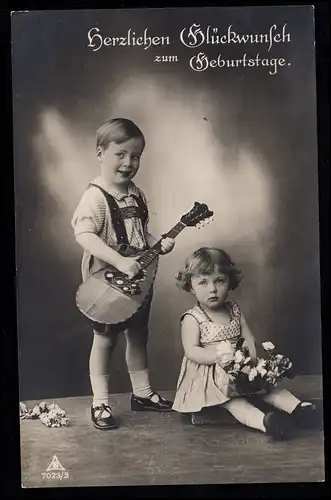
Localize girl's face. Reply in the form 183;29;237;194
97;137;144;189
190;268;230;310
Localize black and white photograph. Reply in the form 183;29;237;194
11;5;325;488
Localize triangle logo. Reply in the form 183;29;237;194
46;455;65;471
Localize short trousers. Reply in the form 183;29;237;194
90;289;153;336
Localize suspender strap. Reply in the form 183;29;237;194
131;194;148;228
88;183;129;245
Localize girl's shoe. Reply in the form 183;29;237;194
190;412;206;426
291;401;322;429
91;404;118;430
263;411;295;440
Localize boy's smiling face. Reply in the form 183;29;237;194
97;137;144;190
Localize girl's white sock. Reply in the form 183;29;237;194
263;388;301;414
128;369;153;398
223;397;266;432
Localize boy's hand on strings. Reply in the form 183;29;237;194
117;256;142;279
160;236;175;255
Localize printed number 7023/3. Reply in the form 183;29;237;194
41;471;69;480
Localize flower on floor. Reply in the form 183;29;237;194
223;339;292;392
19;401;70;427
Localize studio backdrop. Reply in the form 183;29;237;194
12;7;321;401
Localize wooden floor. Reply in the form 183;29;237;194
20;376;325;488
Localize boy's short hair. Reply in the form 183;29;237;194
96;118;145;150
176;247;242;292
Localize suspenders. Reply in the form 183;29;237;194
85;184;149;333
88;183;148;246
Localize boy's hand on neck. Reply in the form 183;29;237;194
145;233;175;255
160;237;175;255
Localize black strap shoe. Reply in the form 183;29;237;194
291;401;322;429
131;393;173;412
263;411;295;440
91;404;118;430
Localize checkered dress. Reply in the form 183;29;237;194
172;301;243;413
71;176;149;281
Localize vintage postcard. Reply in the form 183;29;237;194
11;6;324;488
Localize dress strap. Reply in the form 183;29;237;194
180;307;206;324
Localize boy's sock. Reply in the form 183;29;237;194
90;374;110;417
128;369;154;399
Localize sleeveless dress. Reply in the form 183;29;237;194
172;300;243;413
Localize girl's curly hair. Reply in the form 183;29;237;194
175;247;242;292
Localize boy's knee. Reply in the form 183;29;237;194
125;325;149;345
93;330;118;348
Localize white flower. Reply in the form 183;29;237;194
256;364;267;377
262;341;275;352
257;358;266;368
234;350;244;363
276;354;283;360
216;341;234;356
31;405;41;417
20;402;28;412
248;368;258;381
39;402;48;412
216;341;234;367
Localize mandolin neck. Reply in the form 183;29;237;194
137;221;186;269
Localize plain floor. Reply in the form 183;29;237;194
20;375;324;487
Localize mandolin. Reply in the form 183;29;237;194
76;202;213;330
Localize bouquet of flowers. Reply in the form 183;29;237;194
223;339;293;394
20;401;70;427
